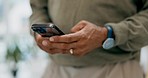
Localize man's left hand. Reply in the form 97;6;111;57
48;20;108;56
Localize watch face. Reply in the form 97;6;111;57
102;38;115;49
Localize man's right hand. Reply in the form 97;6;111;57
34;34;72;54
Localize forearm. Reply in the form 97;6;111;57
29;0;51;35
107;9;148;52
29;0;51;24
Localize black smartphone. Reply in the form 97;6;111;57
31;23;65;37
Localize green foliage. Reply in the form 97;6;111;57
6;44;22;62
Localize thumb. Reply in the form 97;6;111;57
71;20;87;33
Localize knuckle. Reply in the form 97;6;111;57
51;36;59;42
80;20;87;23
48;43;53;48
48;49;57;54
79;42;86;47
81;33;87;39
36;38;42;43
67;36;72;42
79;48;87;55
79;49;84;53
74;49;83;56
61;49;67;54
60;44;69;49
68;36;72;41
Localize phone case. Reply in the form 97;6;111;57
31;23;64;37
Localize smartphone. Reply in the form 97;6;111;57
31;23;65;37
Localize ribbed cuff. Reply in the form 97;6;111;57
105;22;129;46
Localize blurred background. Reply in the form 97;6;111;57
0;0;49;78
0;0;148;78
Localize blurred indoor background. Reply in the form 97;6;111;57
0;0;148;78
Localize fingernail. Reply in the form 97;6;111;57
49;37;54;42
42;41;48;46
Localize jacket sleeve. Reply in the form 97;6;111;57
29;0;52;35
29;0;51;25
107;0;148;52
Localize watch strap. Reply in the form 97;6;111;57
105;25;113;38
102;25;115;49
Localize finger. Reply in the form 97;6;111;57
42;40;54;49
49;33;81;43
71;20;87;33
37;43;52;53
47;42;78;54
52;43;72;50
48;48;69;54
35;34;62;54
69;48;81;56
36;34;43;43
38;42;67;54
71;48;88;57
36;34;50;50
36;34;48;44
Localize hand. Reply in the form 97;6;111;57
47;20;108;56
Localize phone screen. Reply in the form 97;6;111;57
31;23;64;37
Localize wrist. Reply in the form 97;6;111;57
101;27;108;41
102;25;115;49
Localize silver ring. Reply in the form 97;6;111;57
70;49;74;54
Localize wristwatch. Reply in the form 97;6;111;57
102;25;115;49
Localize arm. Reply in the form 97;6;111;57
29;0;65;55
107;0;148;51
29;0;52;37
29;0;51;25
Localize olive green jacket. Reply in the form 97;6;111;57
30;0;148;66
